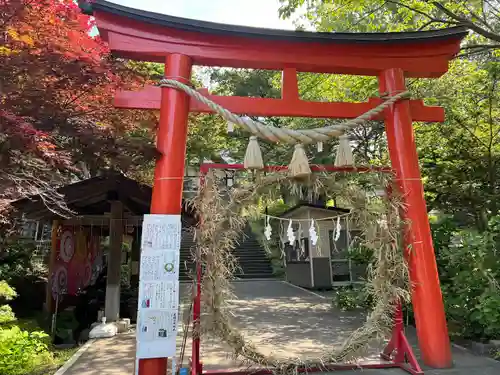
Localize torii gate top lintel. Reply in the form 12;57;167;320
84;0;467;77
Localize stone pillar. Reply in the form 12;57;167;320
105;201;123;322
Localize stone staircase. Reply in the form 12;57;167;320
234;227;274;279
178;226;274;281
179;229;196;282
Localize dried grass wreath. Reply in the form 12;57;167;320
188;169;410;374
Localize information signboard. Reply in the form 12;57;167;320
136;214;181;359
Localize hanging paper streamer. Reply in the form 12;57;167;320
287;220;295;244
333;217;341;242
279;222;287;247
264;216;272;241
297;222;302;241
227;121;234;133
317;141;323;152
309;219;318;246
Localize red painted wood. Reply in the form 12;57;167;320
94;11;462;77
202;363;403;375
200;163;393;174
379;68;451;368
140;54;193;375
150;54;193;214
115;87;444;122
381;303;424;375
281;68;300;102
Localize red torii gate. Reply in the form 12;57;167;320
82;1;467;374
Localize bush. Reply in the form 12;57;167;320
332;285;373;311
0;281;56;375
0;280;17;324
0;241;48;317
330;215;500;342
432;216;500;341
0;326;54;375
0;241;46;282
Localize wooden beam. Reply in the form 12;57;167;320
61;215;143;227
95;10;464;77
130;228;141;289
115;87;445;122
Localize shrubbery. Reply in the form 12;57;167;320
0;326;53;375
332;285;373;311
332;215;500;342
0;281;56;375
0;281;17;324
433;217;500;341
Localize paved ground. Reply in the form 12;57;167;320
60;280;500;375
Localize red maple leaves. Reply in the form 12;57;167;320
0;0;157;204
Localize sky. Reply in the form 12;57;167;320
108;0;296;30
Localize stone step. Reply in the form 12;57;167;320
178;226;274;280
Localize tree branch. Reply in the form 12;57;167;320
450;111;489;149
433;1;500;43
385;0;453;24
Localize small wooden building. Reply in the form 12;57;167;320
11;172;196;321
279;203;366;290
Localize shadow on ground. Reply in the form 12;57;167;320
61;280;500;375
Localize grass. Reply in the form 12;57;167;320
52;346;79;368
25;343;79;375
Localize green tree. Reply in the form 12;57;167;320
414;59;500;229
279;0;500;54
0;281;16;324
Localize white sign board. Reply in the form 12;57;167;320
136;214;181;359
141;214;181;251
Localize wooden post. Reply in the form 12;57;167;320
379;68;451;368
45;219;59;313
130;227;141;289
105;201;124;322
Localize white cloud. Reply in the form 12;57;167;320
106;0;295;29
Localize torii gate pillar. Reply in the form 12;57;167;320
139;53;193;375
380;68;451;367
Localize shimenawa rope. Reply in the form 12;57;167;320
159;78;409;176
158;78;409;144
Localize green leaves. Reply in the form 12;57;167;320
411;59;500;227
279;0;500;51
0;326;53;375
0;281;16;301
432;216;500;339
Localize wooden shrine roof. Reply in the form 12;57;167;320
279;203;351;219
11;173;193;221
